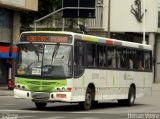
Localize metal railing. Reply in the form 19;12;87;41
33;0;104;30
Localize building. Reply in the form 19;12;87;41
0;0;38;89
155;0;160;83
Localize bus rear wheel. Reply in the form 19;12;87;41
35;102;47;109
127;86;135;106
79;87;93;110
118;86;135;106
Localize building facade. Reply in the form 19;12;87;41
0;0;38;89
155;0;160;83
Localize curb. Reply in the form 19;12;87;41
0;91;13;96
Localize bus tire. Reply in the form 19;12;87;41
79;87;93;110
127;86;135;106
92;101;98;108
118;86;135;106
35;102;47;109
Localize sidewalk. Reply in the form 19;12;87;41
0;84;160;96
0;86;13;96
152;83;160;91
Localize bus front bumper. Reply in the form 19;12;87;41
14;89;72;102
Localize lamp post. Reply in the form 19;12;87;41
107;0;111;38
142;0;146;44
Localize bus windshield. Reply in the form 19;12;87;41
16;44;73;78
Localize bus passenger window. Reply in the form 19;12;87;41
75;46;84;66
136;50;144;70
127;50;133;70
107;50;112;67
117;48;126;69
98;45;106;67
87;44;96;67
107;46;116;68
74;41;85;77
121;49;127;68
129;57;133;69
138;61;144;70
144;51;151;71
117;50;121;69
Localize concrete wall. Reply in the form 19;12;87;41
155;34;160;83
0;0;38;11
103;0;158;32
0;0;38;43
13;11;20;43
0;8;12;43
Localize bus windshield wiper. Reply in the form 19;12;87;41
51;44;60;65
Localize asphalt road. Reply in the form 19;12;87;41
0;87;160;119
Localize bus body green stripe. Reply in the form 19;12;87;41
15;77;67;92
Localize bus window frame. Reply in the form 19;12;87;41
73;39;152;73
74;40;85;78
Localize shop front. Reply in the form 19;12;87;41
0;46;17;89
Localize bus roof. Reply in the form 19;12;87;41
20;31;152;50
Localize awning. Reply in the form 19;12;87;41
0;46;17;58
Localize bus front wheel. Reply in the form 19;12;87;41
79;87;93;110
35;102;47;109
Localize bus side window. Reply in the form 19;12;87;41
117;48;126;69
136;50;144;70
117;49;121;69
127;49;133;70
132;50;136;70
98;45;106;67
144;51;151;71
87;43;96;67
74;41;85;77
107;46;116;68
107;50;112;67
75;46;84;67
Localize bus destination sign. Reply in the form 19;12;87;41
20;33;72;43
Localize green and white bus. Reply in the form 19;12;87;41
14;31;153;110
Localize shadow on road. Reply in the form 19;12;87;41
22;102;148;112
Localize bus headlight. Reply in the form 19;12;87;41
15;84;28;91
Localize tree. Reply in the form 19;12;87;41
20;0;61;31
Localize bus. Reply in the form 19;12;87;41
14;31;153;110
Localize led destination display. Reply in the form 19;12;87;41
20;33;72;43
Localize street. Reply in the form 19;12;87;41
0;85;160;119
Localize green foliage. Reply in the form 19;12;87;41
21;0;62;31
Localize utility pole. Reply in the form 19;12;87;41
142;0;146;44
107;0;111;38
